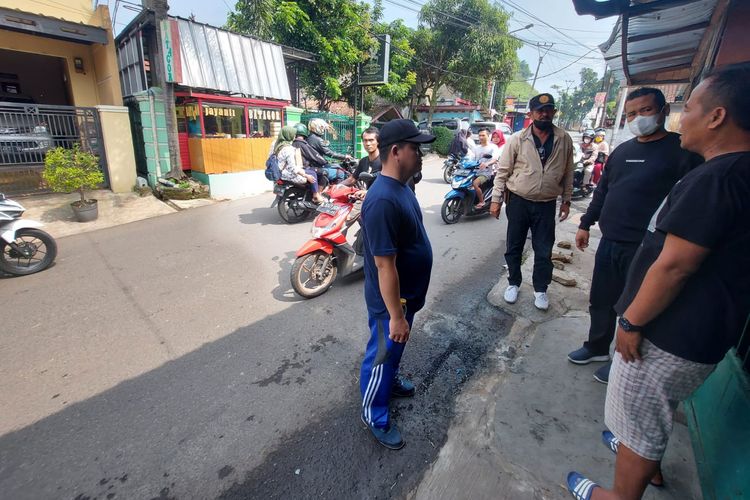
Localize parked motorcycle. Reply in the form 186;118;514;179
272;159;357;224
443;154;460;183
290;174;372;298
441;156;493;224
0;193;57;276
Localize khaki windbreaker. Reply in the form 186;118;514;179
491;125;574;203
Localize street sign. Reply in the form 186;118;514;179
160;19;183;83
359;35;390;86
594;91;607;108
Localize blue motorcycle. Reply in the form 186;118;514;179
441;155;494;224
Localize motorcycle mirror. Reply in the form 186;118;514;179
358;172;375;182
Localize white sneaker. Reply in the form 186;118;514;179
534;292;549;311
504;285;519;304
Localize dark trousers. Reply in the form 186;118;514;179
504;192;557;292
583;238;639;355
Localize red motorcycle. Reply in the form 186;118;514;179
290;182;367;298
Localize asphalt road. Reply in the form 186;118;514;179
0;156;513;499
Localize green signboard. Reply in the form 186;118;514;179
359;35;390;86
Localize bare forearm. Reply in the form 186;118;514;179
623;262;691;326
377;263;404;320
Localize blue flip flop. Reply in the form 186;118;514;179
567;471;599;500
601;430;664;488
602;430;620;454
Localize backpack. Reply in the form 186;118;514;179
264;153;282;181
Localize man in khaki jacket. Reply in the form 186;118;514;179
490;93;574;310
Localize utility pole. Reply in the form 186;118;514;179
530;42;554;95
143;0;183;179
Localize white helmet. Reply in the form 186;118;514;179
308;118;331;136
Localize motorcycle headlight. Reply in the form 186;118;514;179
451;179;463;189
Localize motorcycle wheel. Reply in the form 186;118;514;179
441;198;463;224
0;228;57;276
443;164;456;184
278;187;312;224
291;251;338;298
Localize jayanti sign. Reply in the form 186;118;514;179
359;35;391;86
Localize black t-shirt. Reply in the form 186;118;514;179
354;155;382;178
533;132;554;166
579;133;703;243
616;152;750;364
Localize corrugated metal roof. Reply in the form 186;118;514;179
173;18;291;102
600;0;717;85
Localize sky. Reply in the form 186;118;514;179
111;0;617;96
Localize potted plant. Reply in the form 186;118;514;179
43;145;104;222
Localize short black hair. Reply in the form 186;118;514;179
702;63;750;131
477;127;491;135
626;87;666;109
362;127;380;142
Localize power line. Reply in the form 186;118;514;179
497;0;598;51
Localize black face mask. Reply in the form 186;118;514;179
533;119;553;131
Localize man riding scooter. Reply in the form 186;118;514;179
307;118;353;183
293;123;328;188
467;128;501;209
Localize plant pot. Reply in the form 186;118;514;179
71;199;98;222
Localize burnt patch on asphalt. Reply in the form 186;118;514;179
252;335;339;387
218;254;512;499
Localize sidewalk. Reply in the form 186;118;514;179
12;189;219;239
413;206;701;499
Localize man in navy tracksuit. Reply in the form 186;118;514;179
359;119;435;449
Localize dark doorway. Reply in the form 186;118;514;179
0;49;71;106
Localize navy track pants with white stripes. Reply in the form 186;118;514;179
360;313;415;429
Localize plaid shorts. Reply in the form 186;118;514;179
604;339;716;461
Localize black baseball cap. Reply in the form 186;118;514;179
529;93;556;110
379;119;436;148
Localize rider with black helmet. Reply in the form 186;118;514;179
292;123;328;188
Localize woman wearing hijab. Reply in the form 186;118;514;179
490;129;506;153
275;125;324;203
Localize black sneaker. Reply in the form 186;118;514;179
567;346;610;365
391;375;416;397
593;362;611;384
360;414;405;450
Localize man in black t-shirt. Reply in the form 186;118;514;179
567;88;702;387
567;63;750;500
346;127;382;187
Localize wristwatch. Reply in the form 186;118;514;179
618;316;643;333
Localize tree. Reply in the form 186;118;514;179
517;60;533;80
226;0;276;39
411;0;520;125
371;20;417;108
226;0;372;110
556;67;600;129
505;59;538;102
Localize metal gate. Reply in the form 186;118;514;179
0;103;107;195
301;111;355;156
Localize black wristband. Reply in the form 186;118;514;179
619;316;643;332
